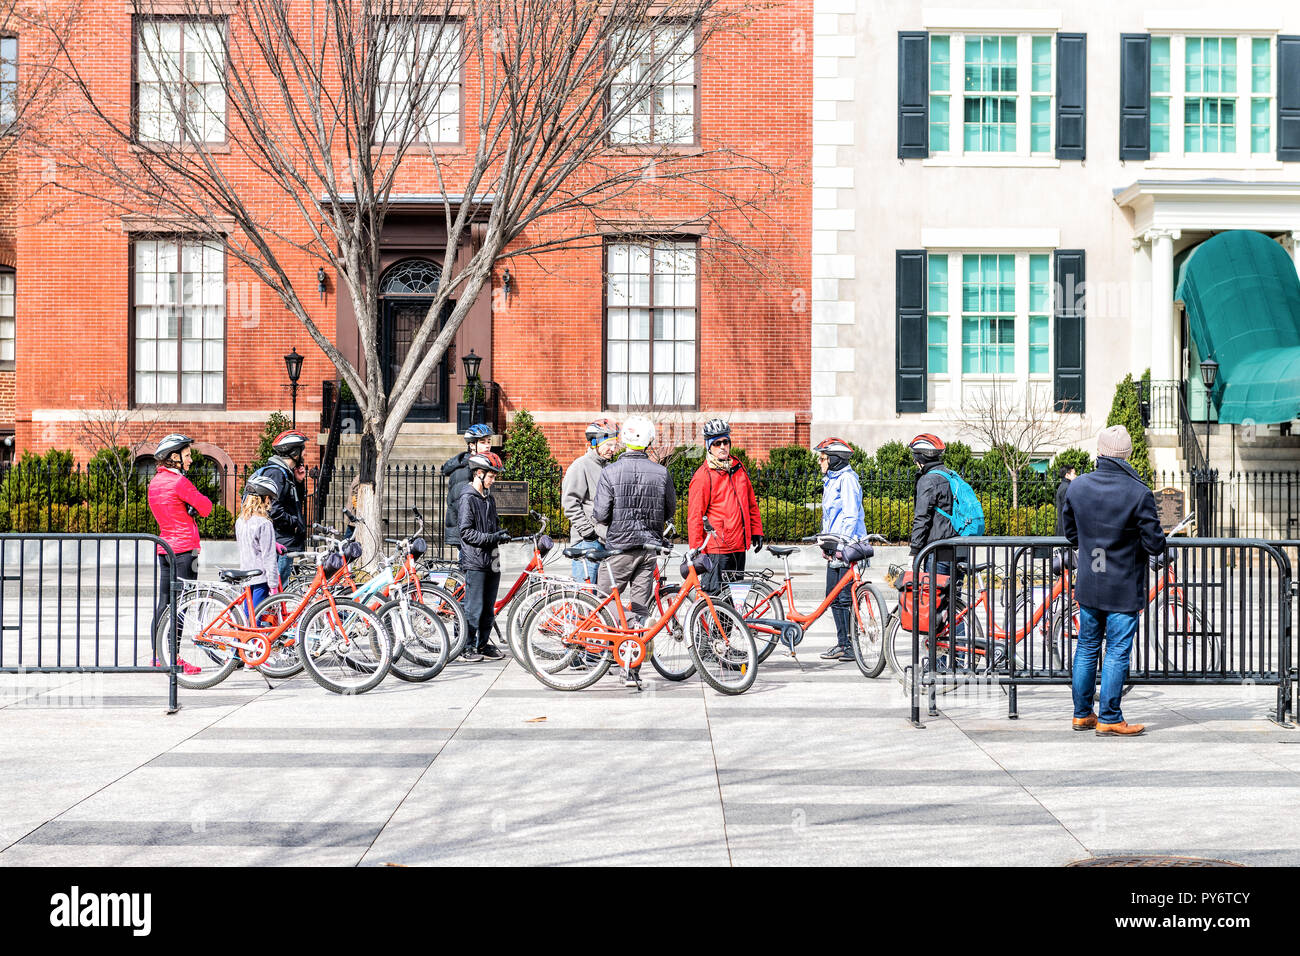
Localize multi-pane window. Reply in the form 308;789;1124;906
963;36;1018;152
135;19;226;143
376;21;462;143
0;38;15;128
605;239;697;407
961;254;1016;374
1149;35;1274;160
929;36;950;152
927;254;948;374
609;25;697;145
1184;37;1236;153
1151;36;1171;152
0;271;13;363
133;238;224;406
930;33;1053;157
1028;254;1050;376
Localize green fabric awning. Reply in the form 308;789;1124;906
1175;230;1300;424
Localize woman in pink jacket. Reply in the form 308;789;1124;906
147;434;213;671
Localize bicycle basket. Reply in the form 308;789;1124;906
839;540;874;564
409;536;428;558
896;571;950;633
322;552;345;576
680;552;714;580
537;534;554;557
342;540;362;562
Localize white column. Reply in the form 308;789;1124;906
1290;232;1300;280
1146;228;1181;383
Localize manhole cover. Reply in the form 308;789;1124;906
1067;855;1242;867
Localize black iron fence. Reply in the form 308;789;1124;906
4;455;1300;547
0;534;181;711
903;536;1292;727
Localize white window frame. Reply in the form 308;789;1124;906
923;247;1055;412
924;31;1060;168
1146;32;1282;170
134;17;227;145
375;20;463;146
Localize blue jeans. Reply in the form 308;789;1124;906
277;553;294;590
1072;606;1139;724
826;563;853;648
570;540;603;584
245;582;269;620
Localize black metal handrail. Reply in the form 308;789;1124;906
314;379;345;524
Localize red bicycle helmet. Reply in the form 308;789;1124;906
468;451;503;474
908;433;945;462
813;437;853;456
272;430;309;457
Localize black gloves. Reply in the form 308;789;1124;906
582;528;599;542
495;531;514;545
185;504;199;519
752;535;764;553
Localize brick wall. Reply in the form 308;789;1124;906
11;2;810;469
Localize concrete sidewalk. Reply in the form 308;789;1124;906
3;587;1298;866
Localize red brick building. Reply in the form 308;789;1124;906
8;3;810;480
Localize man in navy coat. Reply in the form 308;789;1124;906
1061;425;1167;737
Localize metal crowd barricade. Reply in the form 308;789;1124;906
0;534;181;713
906;536;1292;728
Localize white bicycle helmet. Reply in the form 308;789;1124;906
243;474;279;499
620;416;656;450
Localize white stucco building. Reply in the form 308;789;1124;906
813;0;1300;471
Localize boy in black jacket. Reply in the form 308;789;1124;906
457;451;512;662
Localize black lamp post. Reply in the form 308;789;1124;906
462;348;482;429
284;347;304;429
1200;357;1219;464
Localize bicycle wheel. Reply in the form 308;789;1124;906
521;590;613;691
886;609;975;697
377;599;450;682
153;590;243;690
649;584;696;681
1159;600;1220;672
850;583;888;679
297;598;392;695
729;576;785;663
417;583;468;661
685;598;757;695
506;580;548;665
250;593;305;680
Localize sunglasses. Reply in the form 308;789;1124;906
711;438;732;446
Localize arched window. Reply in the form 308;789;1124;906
379;258;442;296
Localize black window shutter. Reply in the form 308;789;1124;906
1054;250;1086;413
898;32;929;159
1056;33;1086;160
1279;36;1300;162
896;250;928;413
1119;33;1151;160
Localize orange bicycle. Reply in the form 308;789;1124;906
518;524;757;694
152;539;391;694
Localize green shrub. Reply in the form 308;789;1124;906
67;502;120;533
862;496;914;542
943;440;976;476
874;440;913;473
250;412;295;472
199;505;235;540
757;497;820;541
1107;372;1153;482
1050;447;1093;481
500;409;563;535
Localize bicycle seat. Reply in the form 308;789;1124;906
767;545;798;557
218;569;261;583
959;562;994;574
563;546;610;562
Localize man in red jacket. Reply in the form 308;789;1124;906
688;420;763;594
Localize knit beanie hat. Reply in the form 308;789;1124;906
1096;425;1133;460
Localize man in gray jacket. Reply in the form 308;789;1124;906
561;419;619;583
592;415;675;687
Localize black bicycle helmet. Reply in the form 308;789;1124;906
703;419;731;447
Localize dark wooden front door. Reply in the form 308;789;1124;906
383;298;449;422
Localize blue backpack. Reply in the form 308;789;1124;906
935;470;985;536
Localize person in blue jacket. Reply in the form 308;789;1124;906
815;437;866;661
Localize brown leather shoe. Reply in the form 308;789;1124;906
1096;721;1146;737
1072;714;1097;731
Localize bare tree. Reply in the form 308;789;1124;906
956;381;1091;508
40;0;786;553
0;1;81;163
73;386;165;512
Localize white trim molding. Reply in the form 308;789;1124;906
1143;13;1281;33
516;410;799;424
1114;180;1300;235
921;227;1061;249
31;409;294;424
922;8;1061;31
